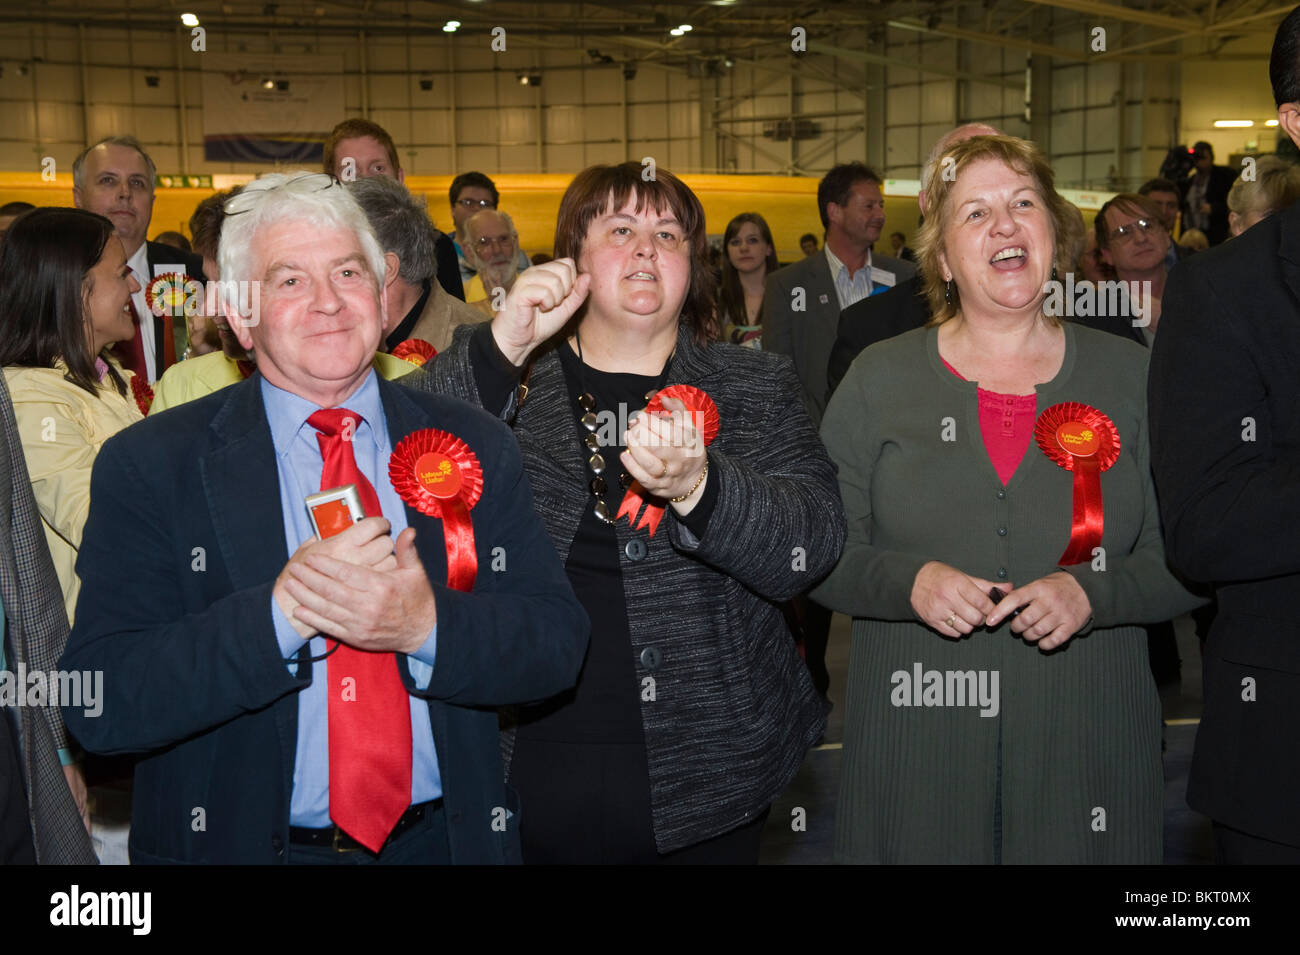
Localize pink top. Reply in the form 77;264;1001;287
941;358;1037;486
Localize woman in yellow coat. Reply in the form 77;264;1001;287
0;207;144;624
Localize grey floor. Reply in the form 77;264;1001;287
759;612;1213;864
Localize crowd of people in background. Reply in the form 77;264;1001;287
3;7;1300;869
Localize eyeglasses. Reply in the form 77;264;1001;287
455;197;496;210
1108;218;1159;244
223;172;339;216
474;234;515;250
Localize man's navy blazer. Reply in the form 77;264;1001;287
60;372;588;864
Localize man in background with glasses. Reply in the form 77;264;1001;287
462;210;524;317
1095;193;1173;343
60;171;587;864
448;171;530;285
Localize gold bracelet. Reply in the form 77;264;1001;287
671;458;709;503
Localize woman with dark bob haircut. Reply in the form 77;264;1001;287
414;161;844;863
0;207;144;623
813;135;1201;863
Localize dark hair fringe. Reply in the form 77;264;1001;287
553;162;720;345
0;207;126;399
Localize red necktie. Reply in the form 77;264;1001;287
113;269;148;379
307;407;413;852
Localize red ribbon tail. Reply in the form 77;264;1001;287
1059;458;1104;565
616;484;646;526
635;502;665;537
441;499;478;592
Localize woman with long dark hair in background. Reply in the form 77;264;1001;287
717;212;778;349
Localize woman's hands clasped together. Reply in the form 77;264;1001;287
621;395;710;514
911;561;1093;651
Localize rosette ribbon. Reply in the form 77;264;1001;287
388;429;484;591
129;374;154;416
1034;402;1121;566
616;385;721;538
392;338;437;367
144;272;196;318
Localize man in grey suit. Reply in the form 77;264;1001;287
761;162;914;702
762;161;916;428
0;374;96;863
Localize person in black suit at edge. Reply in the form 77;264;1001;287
1148;4;1300;864
60;171;588;864
72;136;207;382
1179;141;1239;248
826;123;1000;404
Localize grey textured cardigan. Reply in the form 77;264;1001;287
413;324;843;852
813;322;1201;864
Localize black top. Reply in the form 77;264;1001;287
433;232;465;301
479;336;719;743
515;345;661;742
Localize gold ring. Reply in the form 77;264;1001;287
945;613;957;628
658;459;669;478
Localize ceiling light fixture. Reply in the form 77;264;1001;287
181;13;200;27
1213;119;1253;128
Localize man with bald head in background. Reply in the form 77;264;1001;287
826;123;1001;401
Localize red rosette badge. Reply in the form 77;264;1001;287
392;338;437;367
1034;402;1121;566
389;429;484;592
129;374;154;416
144;272;196;319
616;385;720;538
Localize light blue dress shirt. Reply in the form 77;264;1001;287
825;245;875;310
262;371;441;828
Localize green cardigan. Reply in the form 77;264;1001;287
813;322;1201;864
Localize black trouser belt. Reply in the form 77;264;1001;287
289;798;444;853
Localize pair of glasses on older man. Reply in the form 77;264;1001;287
1108;217;1161;244
223;172;339;216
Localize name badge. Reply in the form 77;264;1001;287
869;266;897;289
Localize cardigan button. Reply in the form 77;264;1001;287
640;646;662;670
997;567;1008;579
625;539;647;561
997;526;1007;536
996;490;1006;500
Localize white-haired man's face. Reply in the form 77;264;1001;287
230;219;385;401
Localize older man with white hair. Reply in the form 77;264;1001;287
462;209;524;316
346;176;488;353
60;171;587;865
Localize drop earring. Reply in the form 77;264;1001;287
944;279;953;305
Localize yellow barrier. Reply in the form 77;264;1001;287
0;171;1099;262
